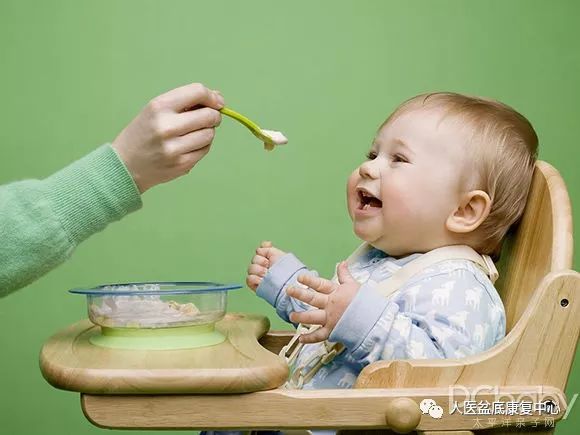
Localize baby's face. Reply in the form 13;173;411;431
346;107;469;256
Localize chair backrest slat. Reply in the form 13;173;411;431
495;161;573;332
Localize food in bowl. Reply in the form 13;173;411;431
70;282;242;329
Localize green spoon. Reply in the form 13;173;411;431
219;107;288;151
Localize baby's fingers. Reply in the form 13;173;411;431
289;309;326;326
247;263;267;278
287;285;328;309
256;247;276;259
251;254;269;268
299;326;330;344
246;274;262;291
297;274;334;294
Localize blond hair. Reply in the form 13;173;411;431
383;92;538;259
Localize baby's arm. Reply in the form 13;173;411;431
255;251;321;326
329;267;506;369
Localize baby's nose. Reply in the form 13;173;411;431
359;161;379;179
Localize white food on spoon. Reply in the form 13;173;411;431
261;129;288;145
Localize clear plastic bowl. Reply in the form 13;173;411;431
69;281;242;329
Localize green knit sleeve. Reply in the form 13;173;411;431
0;144;142;297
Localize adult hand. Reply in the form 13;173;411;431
112;83;225;193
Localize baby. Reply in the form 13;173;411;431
204;92;538;435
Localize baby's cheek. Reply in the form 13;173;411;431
382;182;415;221
346;171;358;193
428;167;462;197
346;172;359;217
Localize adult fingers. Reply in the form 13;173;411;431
151;83;225;113
171;107;221;136
176;143;212;171
168;127;216;155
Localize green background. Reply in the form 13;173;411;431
1;0;578;433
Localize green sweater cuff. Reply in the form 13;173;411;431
44;144;143;245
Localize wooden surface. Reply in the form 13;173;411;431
258;329;295;354
81;385;566;431
495;161;573;332
40;313;289;394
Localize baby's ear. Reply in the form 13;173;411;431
446;190;491;234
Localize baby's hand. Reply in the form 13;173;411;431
286;261;360;344
112;83;224;193
246;241;286;291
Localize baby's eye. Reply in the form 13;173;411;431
366;150;378;160
392;154;408;163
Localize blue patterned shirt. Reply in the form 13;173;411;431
256;247;506;390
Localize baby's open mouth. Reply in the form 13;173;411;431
357;189;383;210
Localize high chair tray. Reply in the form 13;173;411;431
40;313;289;394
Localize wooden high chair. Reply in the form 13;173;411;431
42;161;579;435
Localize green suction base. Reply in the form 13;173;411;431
89;323;225;350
